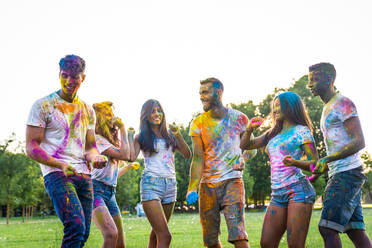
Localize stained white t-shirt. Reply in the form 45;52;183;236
91;135;120;187
189;108;248;183
266;125;314;189
321;94;363;177
27;91;95;177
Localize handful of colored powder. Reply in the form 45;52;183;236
187;192;199;205
130;162;140;170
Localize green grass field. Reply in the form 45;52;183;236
1;209;371;247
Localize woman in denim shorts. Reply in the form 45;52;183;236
240;92;319;247
129;99;191;248
91;101;137;248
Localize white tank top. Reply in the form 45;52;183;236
142;138;175;178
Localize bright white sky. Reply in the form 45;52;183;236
1;0;372;152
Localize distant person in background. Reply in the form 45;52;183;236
240;91;318;248
91;101;138;248
135;202;145;217
187;78;256;248
308;62;372;248
26;54;107;247
129;99;191;248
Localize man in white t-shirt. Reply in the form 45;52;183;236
26;54;107;248
308;62;372;248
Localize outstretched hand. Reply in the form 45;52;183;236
127;127;135;138
248;117;264;130
169;122;180;135
91;155;108;169
114;117;124;129
282;155;296;167
313;157;329;174
129;161;140;170
186;191;199;205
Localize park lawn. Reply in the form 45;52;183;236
0;209;371;247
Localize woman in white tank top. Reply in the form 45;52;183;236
129;99;191;248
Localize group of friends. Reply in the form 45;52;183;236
25;54;371;248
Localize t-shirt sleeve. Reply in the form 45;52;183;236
86;103;96;130
189;116;201;137
95;135;114;154
296;125;314;146
337;97;358;122
237;112;249;133
26;99;47;128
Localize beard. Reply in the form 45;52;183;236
203;99;219;112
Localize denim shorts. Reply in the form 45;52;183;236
320;166;366;233
92;179;120;217
270;177;316;208
140;173;177;204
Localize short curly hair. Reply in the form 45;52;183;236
200;77;224;91
309;62;336;83
59;54;85;74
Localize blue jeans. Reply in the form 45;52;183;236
320;166;366;233
270;177;316;208
92;179;120;217
44;171;93;248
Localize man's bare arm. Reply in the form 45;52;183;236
26;125;77;176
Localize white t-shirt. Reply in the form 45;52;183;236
91;135;119;187
142;138;175;178
321;93;363;177
27;91;95;177
266;125;314;189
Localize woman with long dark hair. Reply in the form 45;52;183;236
129;99;191;248
91;101;138;248
240;92;318;248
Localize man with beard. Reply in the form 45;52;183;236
308;62;372;248
26;54;107;247
186;78;254;248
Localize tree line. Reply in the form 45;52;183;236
1;75;372;223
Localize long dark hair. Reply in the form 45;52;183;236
138;99;177;154
264;92;313;145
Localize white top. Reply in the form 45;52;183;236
142;138;175;178
91;135;119;187
27;91;95;177
321;94;363;177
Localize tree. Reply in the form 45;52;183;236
0;151;26;224
116;159;144;212
13;154;44;222
175;124;193;204
361;151;372;203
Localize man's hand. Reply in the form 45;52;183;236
313;157;329;174
233;158;245;171
62;164;77;177
186;191;199;205
283;155;296;167
91;155;108;169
